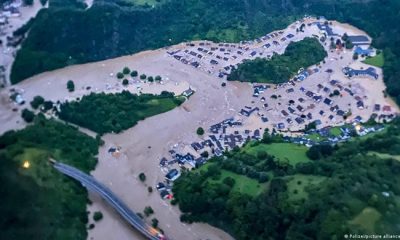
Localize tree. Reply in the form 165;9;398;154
93;211;103;222
122;67;130;75
200;151;209;158
341;33;348;41
304;121;317;131
139;172;146;182
67;80;75;92
42;101;53;112
221;82;226;87
140;74;147;80
306;144;334;160
155;75;162;81
306;146;321;160
196;127;205;135
258;172;269;183
30;95;44;109
148;76;154;82
261;130;274;144
148;186;153;193
39;0;48;6
130;70;138;77
144;206;154;217
346;40;354;49
117;72;124;79
223;177;235;187
256;150;268;159
151;218;159;228
23;0;33;6
122;79;129;86
333;89;340;96
21;109;35;123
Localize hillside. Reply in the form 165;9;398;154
173;119;400;239
10;0;400;105
0;116;100;240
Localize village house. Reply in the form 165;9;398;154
342;66;378;80
354;46;373;56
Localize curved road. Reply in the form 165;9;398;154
51;160;167;240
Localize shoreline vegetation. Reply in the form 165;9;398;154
173;118;400;239
0;116;100;240
0;89;185;239
57;91;185;134
227;38;327;83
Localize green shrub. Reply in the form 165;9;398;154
30;96;44;109
67;80;75;92
117;72;124;79
196;127;205;135
122;67;130;75
144;206;154;217
130;70;138;77
93;211;103;222
21;109;35;123
151;218;159;228
139;172;146;182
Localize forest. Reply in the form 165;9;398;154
227;38;326;83
8;0;400;107
57;90;184;134
173;118;400;239
0;115;100;240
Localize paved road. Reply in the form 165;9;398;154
51;161;167;240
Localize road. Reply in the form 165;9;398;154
51;160;167;240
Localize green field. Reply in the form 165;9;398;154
363;52;384;67
329;127;342;137
350;207;381;233
285;174;326;203
306;133;326;142
209;170;267;197
368;152;400;161
199;163;267;197
244;142;310;165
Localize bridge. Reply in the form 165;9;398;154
51;160;166;240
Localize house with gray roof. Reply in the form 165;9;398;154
343;67;378;80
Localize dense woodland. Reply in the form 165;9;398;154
58;91;184;134
227;38;327;83
8;0;400;106
173;118;400;239
0;116;100;240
